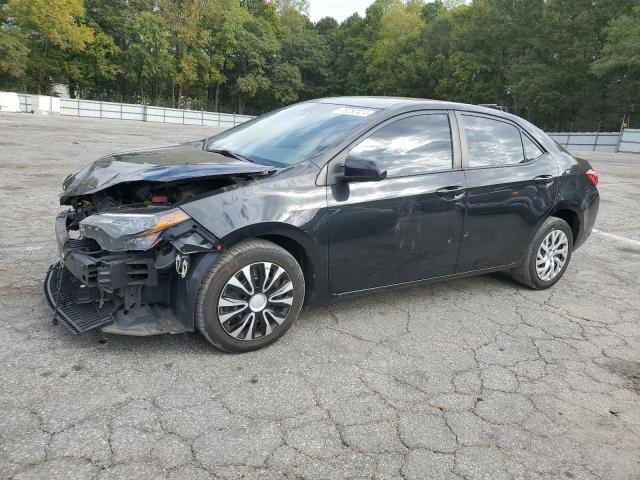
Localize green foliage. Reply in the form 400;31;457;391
124;11;174;102
1;0;638;127
0;26;29;86
3;0;94;92
271;62;303;104
6;0;94;50
592;4;640;77
364;1;426;95
280;28;330;97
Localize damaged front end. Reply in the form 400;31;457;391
45;207;221;335
45;142;273;336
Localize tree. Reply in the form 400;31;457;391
200;0;244;111
364;0;426;96
421;0;446;22
280;28;330;98
273;0;310;16
67;31;119;98
592;4;640;125
6;0;93;50
233;12;279;113
4;0;95;92
1;0;637;128
315;16;338;35
0;26;29;88
329;13;368;94
271;62;303;104
124;11;173;104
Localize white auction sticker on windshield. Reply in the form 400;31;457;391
333;107;375;117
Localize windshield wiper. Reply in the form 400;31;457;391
209;147;254;163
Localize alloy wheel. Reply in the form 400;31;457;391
217;262;294;341
536;229;569;281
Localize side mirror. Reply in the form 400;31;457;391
340;154;387;182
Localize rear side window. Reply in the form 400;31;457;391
349;114;452;177
462;115;524;167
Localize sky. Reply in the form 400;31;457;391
308;0;371;22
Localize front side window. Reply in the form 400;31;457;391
348;114;453;177
462;115;525;167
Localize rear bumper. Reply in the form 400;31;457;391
46;210;220;336
575;188;600;250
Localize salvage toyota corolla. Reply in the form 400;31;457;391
45;97;600;352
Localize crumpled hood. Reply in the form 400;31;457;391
60;141;274;204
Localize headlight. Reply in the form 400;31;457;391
79;208;190;251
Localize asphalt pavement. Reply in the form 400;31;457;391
1;113;639;479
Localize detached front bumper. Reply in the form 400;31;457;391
45;211;220;336
45;261;115;334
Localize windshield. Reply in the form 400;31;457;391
207;102;378;167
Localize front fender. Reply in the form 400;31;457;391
181;165;329;303
171;251;221;331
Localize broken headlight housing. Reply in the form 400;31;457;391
79;208;190;251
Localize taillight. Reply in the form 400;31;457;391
585;169;598;186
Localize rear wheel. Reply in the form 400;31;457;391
510;217;573;289
195;239;305;352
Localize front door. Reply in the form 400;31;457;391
327;112;467;294
455;112;559;272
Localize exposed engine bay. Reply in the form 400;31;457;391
66;176;245;222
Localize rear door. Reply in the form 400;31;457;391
455;112;559;272
327;111;467;293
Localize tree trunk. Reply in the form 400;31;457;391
152;77;159;104
238;96;245;115
214;83;221;112
207;84;213;110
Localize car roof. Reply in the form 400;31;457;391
313;96;516;120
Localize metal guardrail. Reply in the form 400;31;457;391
547;132;620;153
17;93;255;128
18;93;33;113
11;92;640;152
619;129;640;153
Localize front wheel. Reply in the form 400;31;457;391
195;239;305;352
510;217;573;290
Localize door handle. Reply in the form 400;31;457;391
435;185;465;200
534;175;555;186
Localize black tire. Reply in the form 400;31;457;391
195;239;305;353
510;216;573;290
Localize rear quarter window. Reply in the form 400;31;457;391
523;134;544;160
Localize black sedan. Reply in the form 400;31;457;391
46;97;600;352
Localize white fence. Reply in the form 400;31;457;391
10;92;640;153
619;129;640;153
548;130;640;154
16;93;254;128
547;132;621;153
